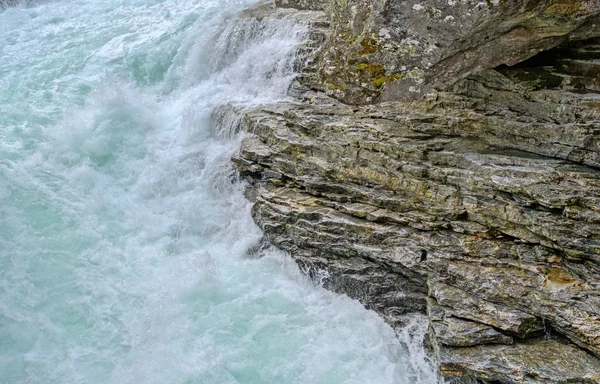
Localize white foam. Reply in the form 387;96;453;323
0;1;440;383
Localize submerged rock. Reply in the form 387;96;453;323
226;1;600;382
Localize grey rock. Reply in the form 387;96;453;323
428;283;544;339
226;1;600;382
229;79;600;380
309;0;600;104
432;338;600;383
231;69;600;362
274;0;327;11
428;298;515;347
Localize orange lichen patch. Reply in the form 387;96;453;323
440;370;467;377
548;267;573;283
547;255;562;264
544;267;578;290
358;37;378;55
546;1;595;17
439;364;468;378
466;232;493;242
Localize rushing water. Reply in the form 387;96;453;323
0;1;438;383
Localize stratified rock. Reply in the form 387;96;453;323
310;0;600;104
428;283;544;338
228;69;600;381
428;298;515;347
226;1;600;382
433;338;600;383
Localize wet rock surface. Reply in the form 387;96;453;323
434;338;600;383
225;1;600;383
230;70;600;380
274;0;327;11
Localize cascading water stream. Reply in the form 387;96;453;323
0;1;438;383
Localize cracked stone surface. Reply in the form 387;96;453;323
306;0;600;104
221;1;600;383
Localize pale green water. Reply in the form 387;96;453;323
0;1;436;383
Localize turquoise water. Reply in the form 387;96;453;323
0;1;436;383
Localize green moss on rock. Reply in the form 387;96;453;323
373;73;403;87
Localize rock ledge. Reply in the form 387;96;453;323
225;1;600;383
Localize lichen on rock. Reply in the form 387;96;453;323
226;1;600;383
306;0;600;104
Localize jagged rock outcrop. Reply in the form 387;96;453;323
224;1;600;383
308;0;600;104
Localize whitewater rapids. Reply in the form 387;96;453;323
0;1;438;383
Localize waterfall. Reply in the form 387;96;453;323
0;1;438;383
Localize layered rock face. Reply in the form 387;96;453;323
310;0;600;104
226;1;600;382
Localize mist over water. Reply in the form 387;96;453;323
0;1;437;383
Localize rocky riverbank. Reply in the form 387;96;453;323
224;1;600;382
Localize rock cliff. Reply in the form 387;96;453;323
225;1;600;382
311;0;600;104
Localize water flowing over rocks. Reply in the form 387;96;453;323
224;1;600;382
0;0;34;10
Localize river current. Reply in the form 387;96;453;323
0;1;437;383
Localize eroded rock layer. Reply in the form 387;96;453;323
311;0;600;104
225;1;600;383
